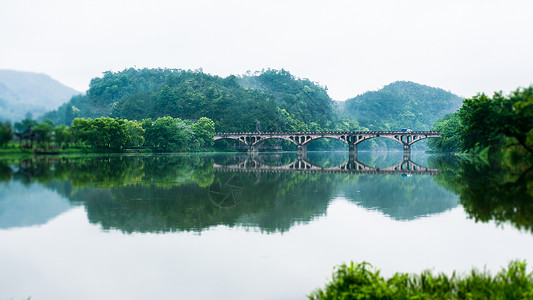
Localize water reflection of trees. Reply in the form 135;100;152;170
0;155;333;233
430;156;533;233
0;153;465;233
77;172;333;233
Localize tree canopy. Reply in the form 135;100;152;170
42;68;338;133
342;81;463;131
430;86;533;155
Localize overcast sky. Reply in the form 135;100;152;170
1;0;532;100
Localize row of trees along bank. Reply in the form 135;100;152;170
429;86;533;156
0;116;215;152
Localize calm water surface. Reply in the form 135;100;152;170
0;152;532;299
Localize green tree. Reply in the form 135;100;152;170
428;112;462;152
124;120;145;148
34;119;55;146
192;117;215;148
144;117;193;152
71;117;131;150
54;124;72;148
458;87;533;153
0;121;13;147
71;118;93;146
14;117;38;133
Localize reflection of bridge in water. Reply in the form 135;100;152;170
213;154;438;175
214;131;440;153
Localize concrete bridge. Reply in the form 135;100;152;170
213;155;438;175
214;131;440;153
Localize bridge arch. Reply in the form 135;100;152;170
213;136;249;146
250;135;299;147
213;131;441;152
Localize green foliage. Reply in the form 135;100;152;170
428;86;533;154
72;117;131;150
53;124;71;147
310;260;533;299
124;120;145;148
0;121;13;147
143;117;193;152
33;119;54;145
41;68;336;135
192;117;215;148
459;87;533;153
238;69;336;129
14;117;38;132
428;112;462;152
343;81;463;131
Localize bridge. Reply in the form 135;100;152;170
214;131;440;153
213;155;438;175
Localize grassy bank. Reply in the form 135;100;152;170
310;261;533;299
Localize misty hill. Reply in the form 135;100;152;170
0;70;80;122
42;68;337;132
342;81;463;130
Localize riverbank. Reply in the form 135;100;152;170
310;261;533;299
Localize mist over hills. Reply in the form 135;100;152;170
0;70;80;122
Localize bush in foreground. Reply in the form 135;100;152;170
309;261;533;299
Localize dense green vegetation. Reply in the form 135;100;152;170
342;81;463;131
238;69;336;130
429;86;533;155
42;68;341;133
0;121;12;146
309;261;533;299
5;115;215;152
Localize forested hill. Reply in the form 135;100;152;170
342;81;463;130
0;70;80;122
42;68;337;132
238;69;335;129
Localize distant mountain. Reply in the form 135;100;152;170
0;70;80;122
342;81;463;130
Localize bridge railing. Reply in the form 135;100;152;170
215;131;441;135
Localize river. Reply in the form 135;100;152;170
0;152;532;299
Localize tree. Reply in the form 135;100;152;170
144;117;193;152
458;87;533;153
125;120;145;148
428;112;462;152
71;118;93;146
14;117;38;133
54;124;72;148
71;117;131;150
192;117;215;148
0;121;12;147
34;120;55;146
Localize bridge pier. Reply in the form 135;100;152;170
297;144;307;154
403;144;411;161
348;143;357;155
248;144;259;152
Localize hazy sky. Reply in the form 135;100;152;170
1;0;532;100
